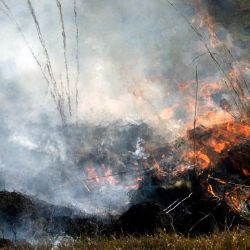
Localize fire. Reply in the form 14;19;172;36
80;1;250;211
173;164;190;175
208;176;227;185
160;105;178;120
208;139;227;153
136;176;143;182
183;120;250;212
83;161;144;193
242;168;250;177
197;111;233;128
229;68;241;80
152;160;166;177
227;197;241;212
204;13;217;48
196;151;210;169
104;168;119;185
177;80;195;93
199;81;223;101
86;165;100;183
184;151;210;169
225;191;243;212
226;122;250;138
85;164;119;185
194;0;217;48
207;184;217;197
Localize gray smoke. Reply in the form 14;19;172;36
0;0;247;216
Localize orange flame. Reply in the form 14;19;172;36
86;166;100;183
207;184;217;197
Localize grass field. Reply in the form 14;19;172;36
12;229;250;250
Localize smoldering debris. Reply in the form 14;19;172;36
1;121;161;216
0;169;248;243
0;121;249;244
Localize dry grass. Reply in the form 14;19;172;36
12;230;250;250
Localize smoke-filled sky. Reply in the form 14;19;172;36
0;0;244;213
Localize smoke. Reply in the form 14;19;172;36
0;0;248;217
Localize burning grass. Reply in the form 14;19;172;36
0;1;249;247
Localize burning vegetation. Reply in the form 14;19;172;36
0;0;249;247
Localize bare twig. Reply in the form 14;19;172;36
74;0;80;123
26;0;67;125
0;0;67;125
163;193;193;214
56;0;72;117
193;66;199;167
27;0;57;91
208;176;250;189
189;201;222;232
163;199;180;212
165;0;249;115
